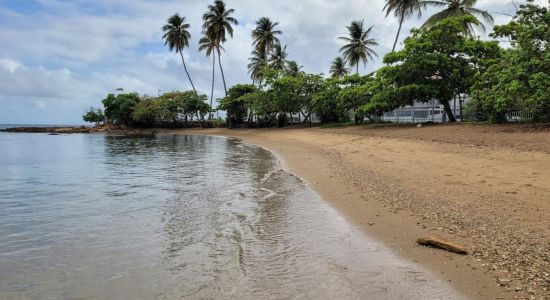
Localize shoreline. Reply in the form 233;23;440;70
158;125;550;299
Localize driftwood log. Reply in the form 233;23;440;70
416;236;468;255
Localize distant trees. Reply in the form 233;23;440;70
338;20;378;74
421;0;493;36
329;57;350;78
82;107;104;126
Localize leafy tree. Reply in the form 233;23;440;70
218;84;257;127
251;17;282;60
422;0;493;36
338;20;378;74
472;0;549;122
312;79;344;122
379;16;500;122
162;14;197;94
330;57;351;78
82;107;104;126
383;0;426;51
202;0;238;96
248;49;268;86
102;93;141;125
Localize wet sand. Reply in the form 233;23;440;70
165;124;550;299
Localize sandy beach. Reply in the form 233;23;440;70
162;123;550;299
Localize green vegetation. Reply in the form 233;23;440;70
82;107;104;126
85;0;549;127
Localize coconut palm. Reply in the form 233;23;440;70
286;61;303;77
252;17;282;60
422;0;493;35
162;14;197;94
338;20;379;74
202;0;238;96
248;50;267;85
330;57;351;78
199;34;221;119
383;0;426;51
269;43;289;71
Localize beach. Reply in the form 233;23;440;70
165;123;550;299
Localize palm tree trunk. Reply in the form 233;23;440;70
209;54;215;120
216;47;228;96
179;51;197;94
392;11;405;52
356;64;359;74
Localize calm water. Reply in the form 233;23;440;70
0;133;461;299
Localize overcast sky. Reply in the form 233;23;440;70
0;0;537;124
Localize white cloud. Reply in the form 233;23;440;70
0;58;21;73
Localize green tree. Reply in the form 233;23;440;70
202;0;238;96
383;0;426;51
338;20;379;74
82;107;104;126
162;14;197;94
330;57;351;78
251;17;282;60
248;50;268;86
269;43;289;71
472;0;549;122
218;84;257;127
102;93;141;125
422;0;493;36
286;61;303;77
380;16;500;122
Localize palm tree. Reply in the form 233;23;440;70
202;0;238;96
247;50;267;85
199;34;220;119
383;0;426;51
338;20;379;74
422;0;493;36
330;57;351;78
269;43;289;71
252;17;282;60
286;61;303;77
162;14;197;94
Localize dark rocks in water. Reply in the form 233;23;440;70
1;127;91;134
417;236;468;255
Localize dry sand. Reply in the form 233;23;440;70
163;123;550;299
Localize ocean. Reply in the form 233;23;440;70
0;132;461;299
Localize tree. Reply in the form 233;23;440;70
252;17;282;60
338;20;379;74
202;0;238;96
286;61;303;77
269;43;289;71
102;93;141;125
199;34;221;119
162;14;197;94
218;84;257;127
248;50;268;86
472;0;549;122
330;57;351;78
82;107;104;126
422;0;494;36
380;16;500;122
383;0;426;51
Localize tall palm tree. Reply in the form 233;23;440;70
199;34;220;119
202;0;238;96
422;0;493;36
269;43;289;71
247;50;267;85
338;20;379;74
330;57;351;78
162;14;197;94
383;0;426;52
286;61;303;77
252;17;282;60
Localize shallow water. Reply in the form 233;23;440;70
0;133;462;299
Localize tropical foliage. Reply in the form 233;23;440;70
338;20;378;74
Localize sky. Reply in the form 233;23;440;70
0;0;536;125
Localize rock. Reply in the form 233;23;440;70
416;236;468;255
417;124;423;128
368;222;375;226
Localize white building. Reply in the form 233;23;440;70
382;96;467;123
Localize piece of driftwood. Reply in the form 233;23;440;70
416;236;468;255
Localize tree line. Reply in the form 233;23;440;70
84;0;550;127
